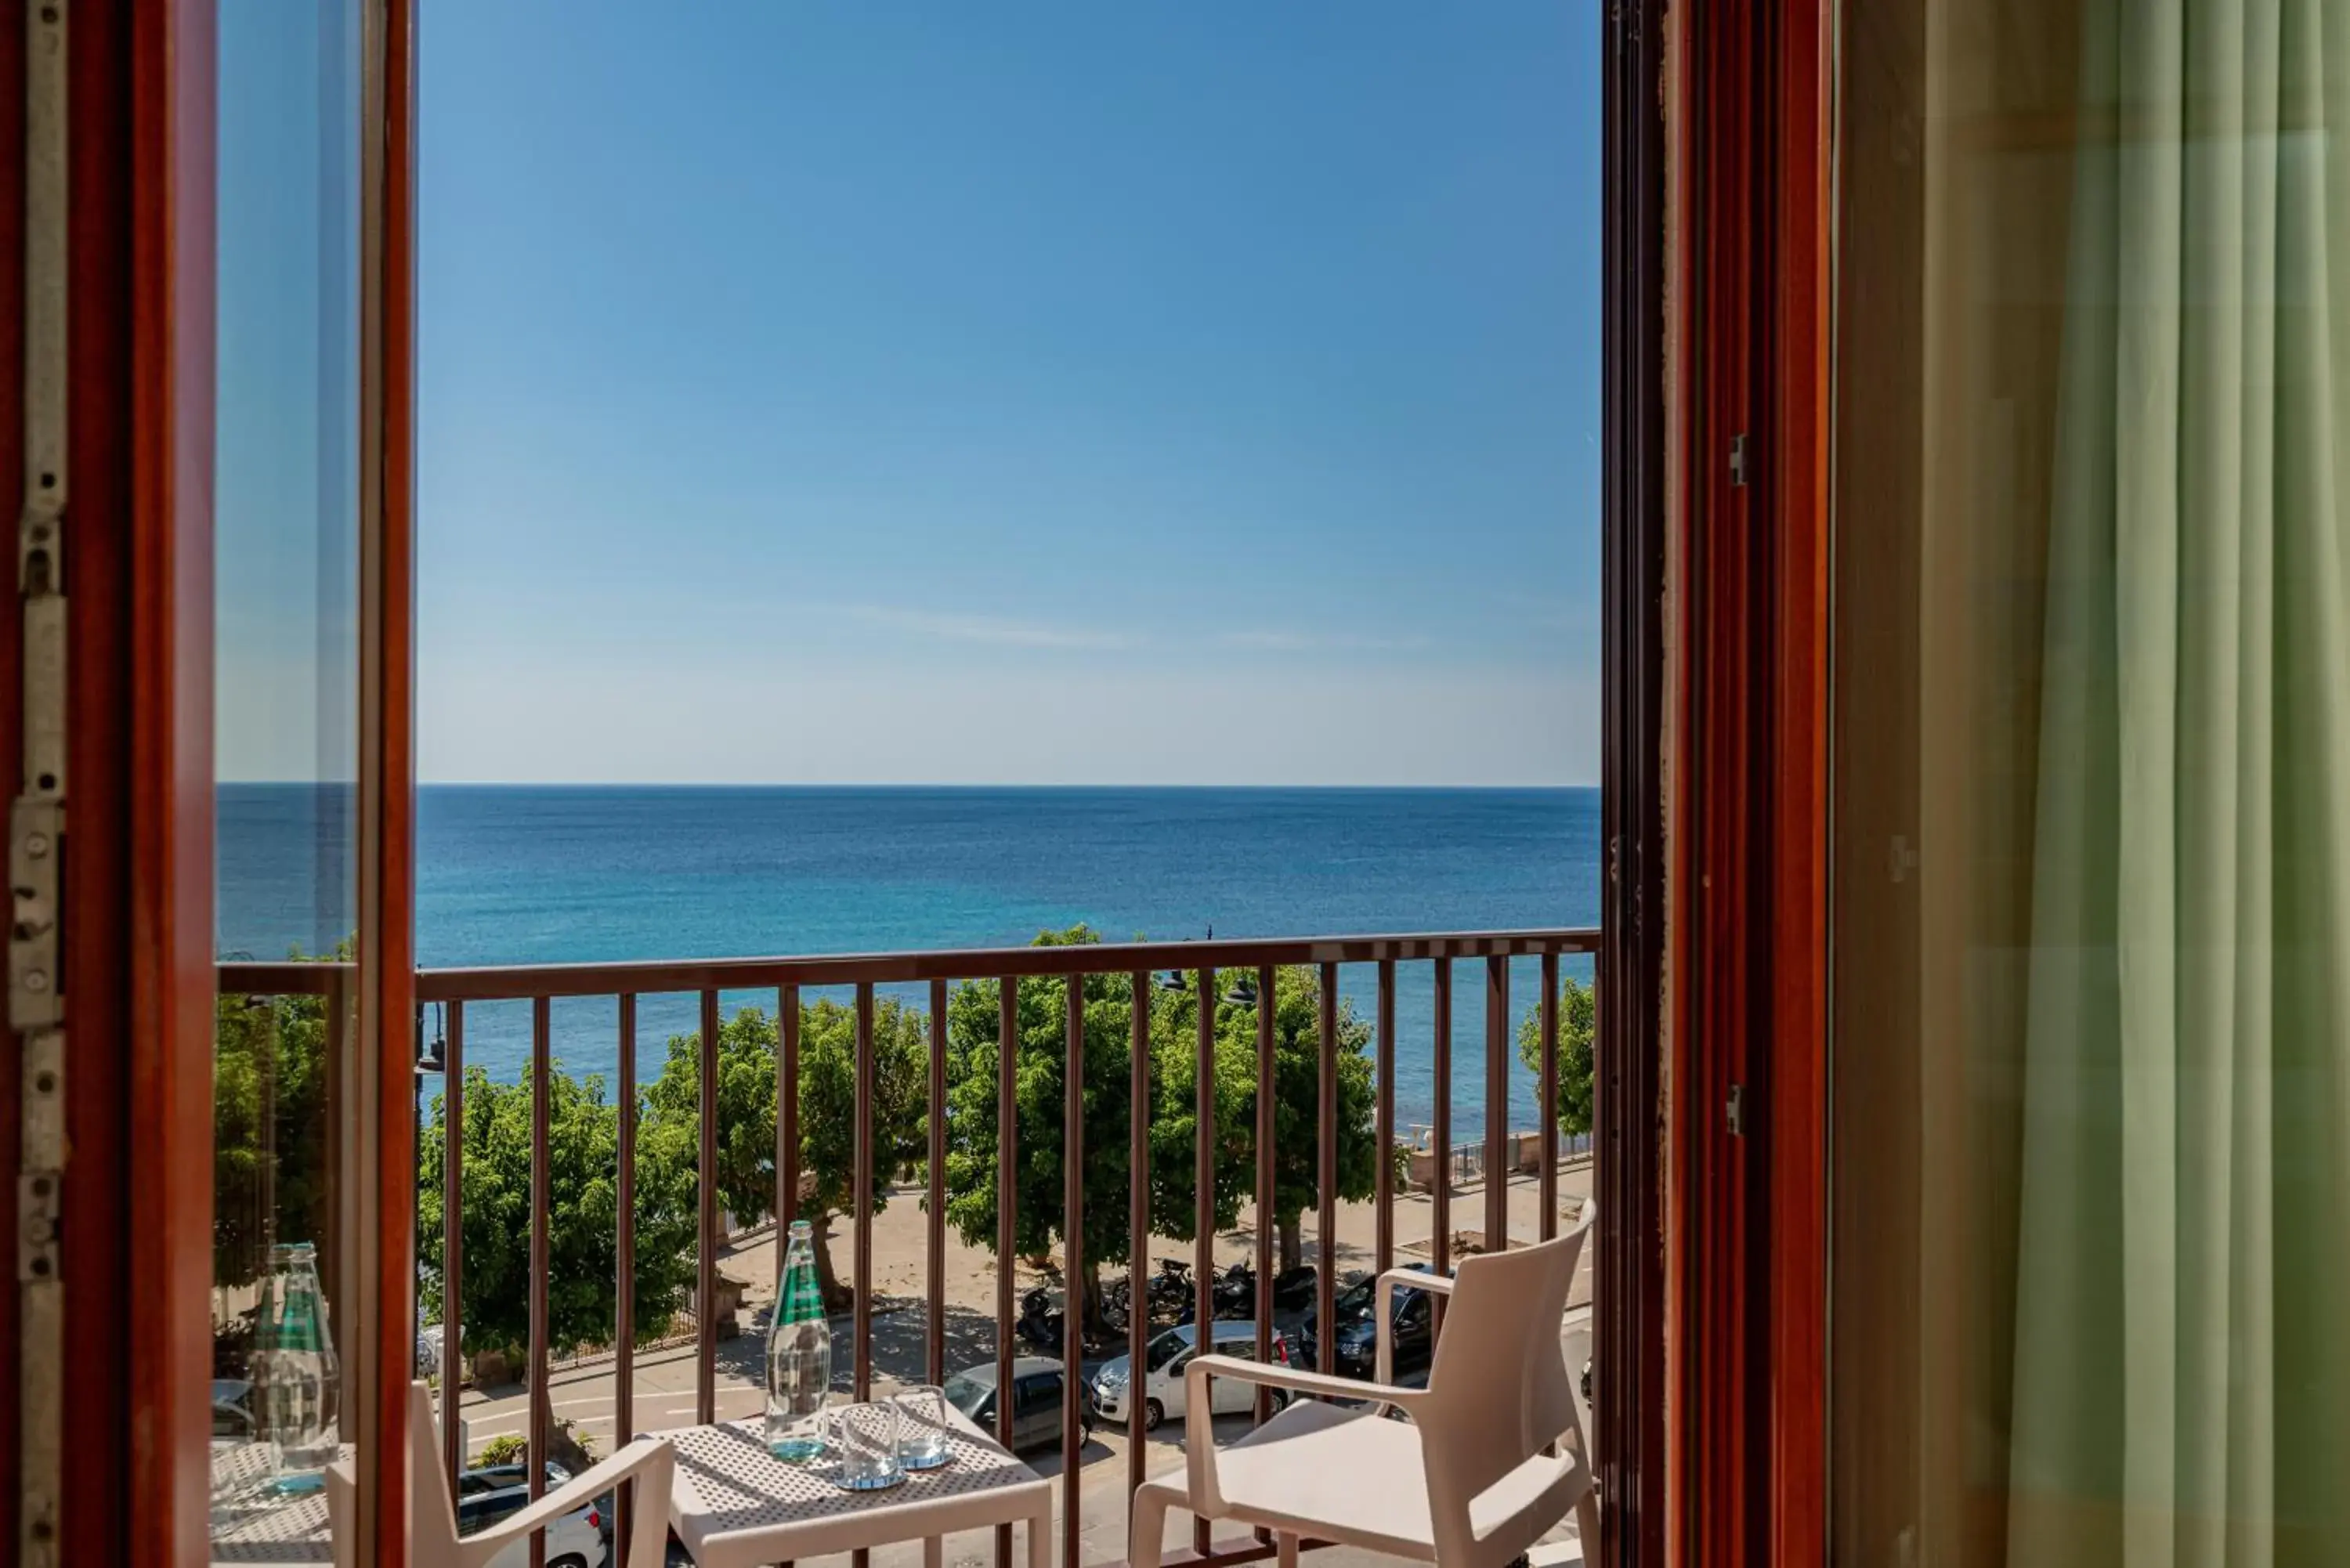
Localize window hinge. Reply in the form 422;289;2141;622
1726;1082;1748;1137
19;2;69;1563
1729;433;1750;487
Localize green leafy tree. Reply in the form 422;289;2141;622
1239;966;1379;1271
1516;975;1596;1136
941;930;1173;1332
942;930;1379;1331
418;1063;698;1360
1133;974;1260;1259
644;1000;926;1310
213;944;344;1293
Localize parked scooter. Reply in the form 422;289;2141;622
1016;1286;1068;1354
1145;1258;1193;1317
1203;1260;1318;1318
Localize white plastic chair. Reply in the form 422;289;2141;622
1131;1210;1598;1568
327;1381;675;1568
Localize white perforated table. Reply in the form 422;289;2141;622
208;1440;345;1565
656;1404;1052;1568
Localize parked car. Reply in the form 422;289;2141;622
1295;1264;1434;1382
454;1460;610;1568
1090;1321;1292;1431
943;1357;1098;1455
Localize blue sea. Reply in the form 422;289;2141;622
217;786;1600;1138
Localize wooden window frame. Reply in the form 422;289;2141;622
0;0;417;1562
1664;2;1834;1566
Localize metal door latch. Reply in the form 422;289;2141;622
1726;1082;1748;1137
16;1172;58;1282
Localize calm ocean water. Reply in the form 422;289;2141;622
217;786;1600;1137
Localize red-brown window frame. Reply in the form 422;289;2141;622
0;0;225;1559
1596;2;1672;1565
1665;2;1833;1567
0;0;418;1562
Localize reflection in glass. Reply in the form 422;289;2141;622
254;1242;340;1491
211;0;362;1557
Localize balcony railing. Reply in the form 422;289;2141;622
219;927;1599;1568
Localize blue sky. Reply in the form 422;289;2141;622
220;3;1602;785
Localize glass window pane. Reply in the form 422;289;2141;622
211;0;363;1557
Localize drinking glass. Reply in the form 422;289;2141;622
825;1401;904;1491
894;1385;951;1470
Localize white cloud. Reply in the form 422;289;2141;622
841;604;1139;650
1215;629;1432;652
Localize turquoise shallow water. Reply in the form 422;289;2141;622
217;785;1599;1136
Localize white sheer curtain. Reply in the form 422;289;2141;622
2008;0;2350;1562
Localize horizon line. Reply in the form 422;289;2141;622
219;779;1603;791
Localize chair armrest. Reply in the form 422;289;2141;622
1182;1353;1423;1514
1378;1268;1453;1300
1376;1269;1451;1385
458;1436;675;1568
327;1458;356;1568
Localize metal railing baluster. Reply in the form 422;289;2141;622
698;989;718;1425
996;976;1018;1568
1486;954;1510;1254
1061;977;1086;1568
1126;969;1151;1508
1539;952;1560;1241
853;982;876;1568
1253;965;1274;1424
928;977;949;1388
1431;957;1452;1341
1316;963;1338;1380
530;997;551;1568
1375;962;1395;1281
440;1001;465;1493
1193;967;1216;1557
614;995;637;1561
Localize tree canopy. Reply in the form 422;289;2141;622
213;945;343;1292
1515;974;1596;1137
418;1062;698;1357
642;999;927;1305
940;928;1381;1324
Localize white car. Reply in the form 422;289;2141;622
1091;1321;1292;1431
456;1460;608;1568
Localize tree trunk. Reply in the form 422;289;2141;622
810;1208;853;1314
1278;1214;1303;1274
1078;1263;1106;1344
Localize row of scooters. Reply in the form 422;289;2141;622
1014;1255;1321;1356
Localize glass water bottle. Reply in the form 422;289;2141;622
765;1219;832;1461
254;1241;340;1491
